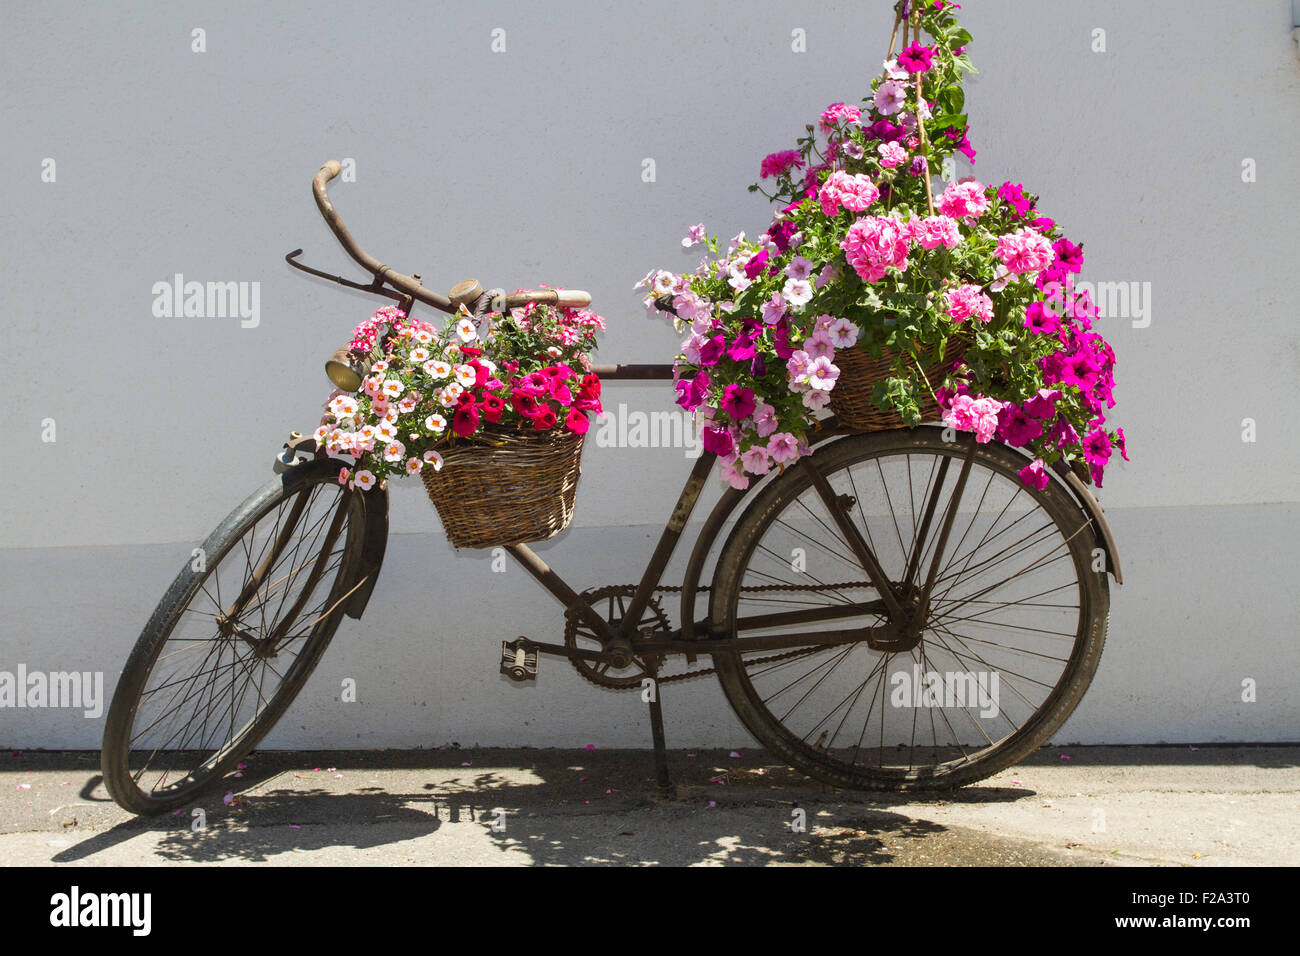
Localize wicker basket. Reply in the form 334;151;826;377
829;342;968;432
421;427;584;549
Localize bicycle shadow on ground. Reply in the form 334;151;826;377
41;749;1057;866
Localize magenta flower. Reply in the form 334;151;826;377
674;371;710;411
1082;428;1112;466
1018;459;1050;490
697;335;726;367
1053;238;1085;274
1023;387;1061;419
1023;301;1060;335
743;249;770;280
721;384;757;420
760;150;805;180
701;425;735;457
996;403;1044;446
898;43;936;74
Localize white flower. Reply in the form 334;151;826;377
353;469;377;491
375;420;399;443
409;347;431;363
783;278;814;306
424;359;452;378
414;329;434;345
438;383;464;407
456;318;477;342
423;450;444;472
453;364;477;388
381;378;404;398
652;271;675;295
404;457;423;476
425;413;447;433
827;317;859;349
329;395;359;419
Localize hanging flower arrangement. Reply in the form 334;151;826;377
641;0;1127;490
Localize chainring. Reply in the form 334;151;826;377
564;585;672;689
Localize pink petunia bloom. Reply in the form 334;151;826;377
752;402;779;438
873;80;907;116
719;454;750;490
740;445;772;475
898;42;936;74
767;432;801;464
1018;459;1050;490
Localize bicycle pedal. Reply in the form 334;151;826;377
501;638;538;682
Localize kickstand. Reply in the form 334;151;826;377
647;676;675;798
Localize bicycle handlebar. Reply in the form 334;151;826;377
311;160;592;314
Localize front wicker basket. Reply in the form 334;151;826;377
421;427;584;550
829;342;968;432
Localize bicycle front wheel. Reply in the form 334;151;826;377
102;458;367;814
710;428;1108;791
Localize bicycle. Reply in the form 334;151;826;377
101;161;1122;815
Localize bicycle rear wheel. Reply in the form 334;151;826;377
102;459;367;814
710;428;1108;791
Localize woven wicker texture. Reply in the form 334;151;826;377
422;427;584;549
829;342;967;431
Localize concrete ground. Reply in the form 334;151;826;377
1;746;1296;866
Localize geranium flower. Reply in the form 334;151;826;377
995;227;1055;275
760;150;805;179
878;142;907;168
945;284;994;324
936;180;989;220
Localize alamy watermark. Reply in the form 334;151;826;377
0;666;103;718
592;402;702;457
1042;275;1151;329
151;274;260;328
890;663;1000;718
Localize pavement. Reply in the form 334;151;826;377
1;746;1296;866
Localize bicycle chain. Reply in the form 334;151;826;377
562;580;872;687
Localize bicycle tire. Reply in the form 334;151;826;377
101;458;367;814
710;428;1108;791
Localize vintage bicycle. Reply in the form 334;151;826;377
101;161;1121;815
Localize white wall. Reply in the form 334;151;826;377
2;0;1297;749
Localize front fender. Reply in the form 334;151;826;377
345;484;389;619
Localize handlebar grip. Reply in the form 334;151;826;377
318;160;342;183
500;289;593;310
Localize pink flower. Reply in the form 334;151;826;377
995;227;1055;276
841;215;910;283
944;284;994;324
877;141;907;168
826;317;859;349
818;101;861;131
910;215;962;250
752;403;779;438
819;170;880;217
719;455;750;489
943;394;1003;443
1018;459;1050;490
767;432;801;463
873;80;907;115
740;445;772;475
760;150;805;179
936;180;990;221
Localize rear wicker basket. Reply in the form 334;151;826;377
421;427;584;549
829;342;967;432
